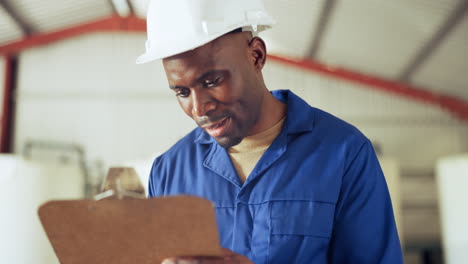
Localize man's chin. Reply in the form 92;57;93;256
215;136;243;149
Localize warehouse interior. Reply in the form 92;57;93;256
0;0;467;263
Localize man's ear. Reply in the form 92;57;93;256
248;37;267;72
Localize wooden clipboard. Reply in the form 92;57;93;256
38;196;223;264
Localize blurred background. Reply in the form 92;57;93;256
0;0;467;263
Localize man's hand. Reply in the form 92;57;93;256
161;248;252;264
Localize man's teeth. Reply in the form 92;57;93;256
210;120;224;129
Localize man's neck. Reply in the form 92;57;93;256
248;91;286;136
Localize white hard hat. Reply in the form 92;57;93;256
136;0;275;64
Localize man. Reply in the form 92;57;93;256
138;0;403;263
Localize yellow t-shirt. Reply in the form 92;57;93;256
228;117;286;183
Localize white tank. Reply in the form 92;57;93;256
122;153;161;196
0;154;84;264
437;154;468;264
379;156;404;245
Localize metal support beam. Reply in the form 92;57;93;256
107;0;119;15
126;0;135;16
108;0;135;17
400;0;468;81
307;0;338;58
268;54;468;121
0;0;35;35
1;55;17;153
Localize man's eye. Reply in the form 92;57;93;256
176;88;190;97
203;76;223;88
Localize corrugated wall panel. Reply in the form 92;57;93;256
15;32;193;166
264;60;460;120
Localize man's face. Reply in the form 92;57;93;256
162;32;265;148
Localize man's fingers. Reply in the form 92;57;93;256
160;248;252;264
161;257;226;264
161;257;201;264
161;254;250;264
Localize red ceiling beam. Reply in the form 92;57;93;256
268;54;468;121
0;15;466;121
0;15;145;55
122;15;146;31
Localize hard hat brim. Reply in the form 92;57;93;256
136;30;232;64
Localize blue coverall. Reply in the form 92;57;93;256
149;90;403;263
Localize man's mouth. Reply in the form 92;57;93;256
203;117;231;137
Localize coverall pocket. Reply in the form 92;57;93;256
270;200;334;237
267;200;335;263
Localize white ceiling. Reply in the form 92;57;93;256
316;0;457;79
0;6;22;43
411;13;468;97
9;0;113;32
261;0;325;58
0;0;467;100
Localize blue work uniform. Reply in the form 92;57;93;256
149;90;403;263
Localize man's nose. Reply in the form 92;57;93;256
191;90;216;117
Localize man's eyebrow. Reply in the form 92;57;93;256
168;70;226;90
193;70;225;85
169;85;184;90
